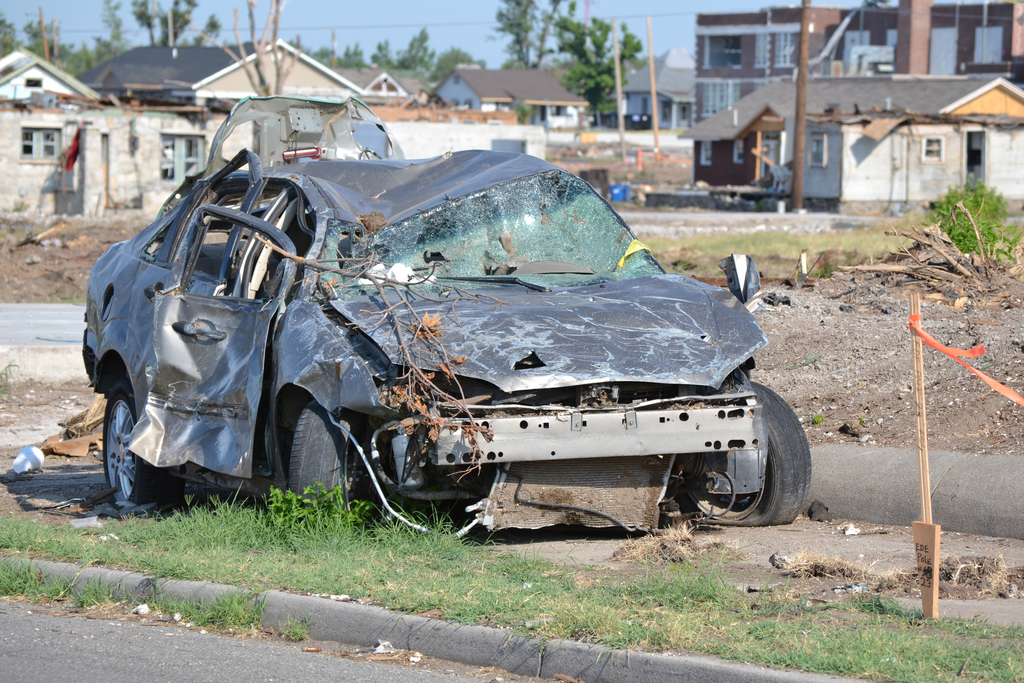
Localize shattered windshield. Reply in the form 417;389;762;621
318;170;662;297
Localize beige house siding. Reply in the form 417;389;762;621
198;60;357;100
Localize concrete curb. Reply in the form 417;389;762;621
1;557;857;683
809;446;1024;540
0;345;88;385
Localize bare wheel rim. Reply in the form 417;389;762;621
107;399;136;502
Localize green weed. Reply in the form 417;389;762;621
930;181;1020;261
812;414;825;425
280;617;310;641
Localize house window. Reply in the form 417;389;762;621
161;135;204;183
755;34;769;68
974;26;1003;64
700;141;713;166
25;78;43;88
922;136;944;163
705;35;742;68
810;133;828;167
886;29;898;47
733;139;744;164
702;81;741;116
21;128;61;159
775;33;796;67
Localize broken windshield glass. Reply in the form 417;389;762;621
318;170;662;297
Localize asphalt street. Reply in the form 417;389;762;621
0;600;523;683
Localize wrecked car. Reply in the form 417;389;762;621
84;96;811;532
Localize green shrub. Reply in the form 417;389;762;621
265;483;372;534
930;182;1019;261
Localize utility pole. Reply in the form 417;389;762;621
168;10;175;48
51;18;59;65
151;0;159;46
38;8;50;62
613;19;627;163
331;29;336;69
646;16;660;159
791;0;811;211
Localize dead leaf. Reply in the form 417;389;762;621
451;355;467;364
410;312;443;339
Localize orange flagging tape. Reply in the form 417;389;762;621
909;313;1024;407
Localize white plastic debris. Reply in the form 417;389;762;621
173;613;182;622
844;525;861;536
357;262;434;287
409;653;422;664
13;446;44;473
70;516;103;529
200;629;208;635
132;604;150;616
374;640;397;654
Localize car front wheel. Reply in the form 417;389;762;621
102;378;184;507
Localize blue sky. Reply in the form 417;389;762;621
12;0;992;67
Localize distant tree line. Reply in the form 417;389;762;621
0;0;647;114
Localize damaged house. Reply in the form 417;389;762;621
685;76;1024;211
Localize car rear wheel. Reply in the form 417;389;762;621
103;378;184;507
681;381;811;526
288;401;367;504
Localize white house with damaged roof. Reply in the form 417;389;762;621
684;76;1024;212
0;49;99;102
433;66;588;128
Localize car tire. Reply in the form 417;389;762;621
103;378;185;507
288;401;366;504
679;381;811;526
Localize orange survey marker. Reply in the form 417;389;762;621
909;313;1024;407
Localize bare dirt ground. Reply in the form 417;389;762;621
0;213;143;303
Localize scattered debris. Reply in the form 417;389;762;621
12;445;44;473
769;550;794;569
40;433;102;457
60;396;106;439
807;500;834;523
763;292;791;306
614;523;732;564
132;604;150;616
844;524;862;536
357;211;387;234
69;516;103;528
833;583;869;594
374;640;397;654
303;647;322;653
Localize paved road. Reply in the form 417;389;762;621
0;304;85;346
0;600;526;683
617;210;884;238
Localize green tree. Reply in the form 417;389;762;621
555;3;641;123
371;39;394;69
338;43;366;68
429;47;483;83
394;28;434;76
191;13;220;46
0;12;18;57
495;0;564;69
131;0;197;46
22;17;56;62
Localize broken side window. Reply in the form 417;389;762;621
317;170;662;298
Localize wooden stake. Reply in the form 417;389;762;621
39;7;50;62
646;16;660;159
612;18;627;163
909;291;940;619
791;0;811;210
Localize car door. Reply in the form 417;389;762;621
129;204;297;479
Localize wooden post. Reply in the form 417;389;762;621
39;8;50;62
168;10;175;48
51;18;59;64
754;130;763;181
612;19;627;163
791;0;811;210
909;292;940;620
331;29;337;69
646;17;660;159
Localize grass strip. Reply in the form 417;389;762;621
0;501;1021;682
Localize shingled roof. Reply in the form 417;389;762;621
79;47;237;94
623;47;694;99
686;77;1014;140
441;67;586;106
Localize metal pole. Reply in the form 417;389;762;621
982;0;989;63
791;0;811;210
613;19;627;163
646;16;660;158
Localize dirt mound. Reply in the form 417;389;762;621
939;554;1024;599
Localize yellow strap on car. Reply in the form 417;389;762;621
616;239;653;268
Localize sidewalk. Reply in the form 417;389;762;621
0;303;87;384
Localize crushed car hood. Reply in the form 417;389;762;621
330;274;769;393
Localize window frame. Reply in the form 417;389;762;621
701;81;742;117
160;134;206;184
704;35;743;68
921;136;945;164
754;34;769;68
20;127;62;160
733;139;744;164
809;132;828;168
775;33;797;67
700;141;713;166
